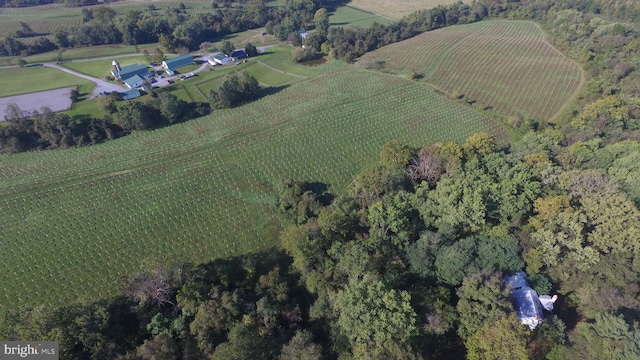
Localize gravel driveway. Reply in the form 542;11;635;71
0;87;73;121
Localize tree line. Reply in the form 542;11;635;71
0;0;335;56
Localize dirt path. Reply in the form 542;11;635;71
256;60;308;79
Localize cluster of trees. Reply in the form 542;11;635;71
208;70;261;109
0;92;208;153
0;104;120;153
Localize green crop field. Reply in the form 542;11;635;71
347;0;470;19
0;65;508;310
328;5;394;28
0;66;94;98
358;20;584;120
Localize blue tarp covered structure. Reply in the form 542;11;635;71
505;272;557;329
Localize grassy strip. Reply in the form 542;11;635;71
0;66;94;98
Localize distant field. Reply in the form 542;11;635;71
211;28;281;48
358;20;584;120
347;0;469;19
0;0;214;40
0;66;94;98
329;5;394;28
0;65;507;309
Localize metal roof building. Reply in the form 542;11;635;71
505;272;557;330
123;74;144;89
162;54;195;70
120;89;141;100
112;64;148;80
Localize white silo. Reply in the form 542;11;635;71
112;60;121;73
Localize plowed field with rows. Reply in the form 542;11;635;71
358;20;584;120
0;65;507;310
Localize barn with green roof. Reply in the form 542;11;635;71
111;63;149;80
162;54;195;73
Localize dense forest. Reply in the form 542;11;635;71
3;0;640;358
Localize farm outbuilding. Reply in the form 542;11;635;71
162;54;195;70
231;49;248;59
123;74;144;89
212;54;234;65
120;89;141;100
112;63;149;80
505;272;558;330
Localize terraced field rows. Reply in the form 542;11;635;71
0;66;507;309
358;20;584;120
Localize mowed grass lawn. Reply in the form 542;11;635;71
329;5;394;27
347;0;471;19
0;65;508;310
0;66;95;98
358;20;584;120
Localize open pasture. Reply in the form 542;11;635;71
347;0;470;19
0;66;94;98
0;65;507;309
328;5;394;28
358;20;584;120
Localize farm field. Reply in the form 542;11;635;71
347;0;470;19
0;65;508;310
211;28;281;48
328;5;394;28
0;0;217;41
0;66;94;98
357;20;584;120
0;44;149;67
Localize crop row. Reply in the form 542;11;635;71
430;22;581;118
361;20;582;120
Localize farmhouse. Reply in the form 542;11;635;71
162;54;195;72
123;74;144;89
298;29;308;40
112;63;148;80
120;89;141;100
